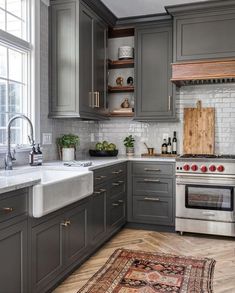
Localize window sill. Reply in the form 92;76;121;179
0;145;32;154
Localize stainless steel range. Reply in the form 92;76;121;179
176;155;235;237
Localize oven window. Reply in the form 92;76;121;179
186;185;233;211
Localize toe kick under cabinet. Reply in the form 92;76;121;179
128;162;175;226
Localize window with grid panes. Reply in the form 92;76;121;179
0;0;32;146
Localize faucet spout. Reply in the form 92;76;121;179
5;114;34;170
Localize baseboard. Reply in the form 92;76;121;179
126;222;175;232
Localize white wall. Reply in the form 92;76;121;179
99;84;235;156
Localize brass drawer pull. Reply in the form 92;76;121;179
94;188;106;195
61;220;71;227
143;179;160;183
112;170;123;175
144;197;160;202
144;168;161;172
118;200;124;203
2;207;14;213
112;203;119;207
95;175;106;180
112;182;120;186
118;180;124;184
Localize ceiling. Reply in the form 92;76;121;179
101;0;211;18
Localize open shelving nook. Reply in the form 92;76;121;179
107;28;135;118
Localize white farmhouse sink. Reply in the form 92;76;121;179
32;170;93;218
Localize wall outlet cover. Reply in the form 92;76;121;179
42;133;52;145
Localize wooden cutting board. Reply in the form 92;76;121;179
183;101;215;155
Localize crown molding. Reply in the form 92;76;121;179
166;0;235;15
116;13;172;27
82;0;117;26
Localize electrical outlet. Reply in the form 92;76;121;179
42;133;52;145
90;133;95;142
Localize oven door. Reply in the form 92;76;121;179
176;174;235;222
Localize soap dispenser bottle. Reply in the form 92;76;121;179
29;144;37;166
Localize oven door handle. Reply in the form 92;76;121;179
202;211;216;217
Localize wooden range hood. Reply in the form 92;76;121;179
171;59;235;87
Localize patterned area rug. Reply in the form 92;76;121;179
78;249;215;293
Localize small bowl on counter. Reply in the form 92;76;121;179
89;149;119;157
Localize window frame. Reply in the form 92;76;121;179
0;0;41;152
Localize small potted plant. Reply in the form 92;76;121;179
57;134;79;161
123;135;135;156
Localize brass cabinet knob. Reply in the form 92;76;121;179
2;207;14;213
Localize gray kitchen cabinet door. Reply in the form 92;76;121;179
64;201;89;267
31;215;63;293
135;22;176;121
0;220;28;293
132;196;173;225
50;1;79;117
93;17;107;113
90;188;107;246
79;3;95;116
173;11;235;61
108;193;126;233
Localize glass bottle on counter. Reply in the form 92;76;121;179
172;131;177;155
161;139;167;154
167;137;172;154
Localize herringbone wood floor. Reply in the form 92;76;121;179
53;228;235;293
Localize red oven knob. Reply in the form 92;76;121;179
217;165;225;172
201;165;207;173
191;164;198;171
183;164;190;171
209;165;216;172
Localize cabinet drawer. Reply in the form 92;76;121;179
109;194;126;229
132;196;173;225
110;177;126;198
93;169;109;186
0;190;27;223
110;163;127;179
133;176;173;198
132;162;174;177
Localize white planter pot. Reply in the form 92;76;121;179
62;148;75;161
126;147;135;156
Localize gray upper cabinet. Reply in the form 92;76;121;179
50;1;78;117
79;3;107;118
135;21;176;121
50;0;108;120
168;2;235;61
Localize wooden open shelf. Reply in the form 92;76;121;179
108;86;134;93
108;59;134;69
109;112;134;117
108;28;135;38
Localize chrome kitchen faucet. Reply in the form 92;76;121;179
5;114;34;170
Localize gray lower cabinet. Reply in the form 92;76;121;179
135;21;176;121
168;2;235;61
128;162;175;226
49;0;108;119
0;220;28;293
31;215;63;293
31;199;89;293
90;186;107;246
0;189;28;293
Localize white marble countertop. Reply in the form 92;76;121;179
0;156;176;194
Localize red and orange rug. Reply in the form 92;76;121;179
78;249;215;293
